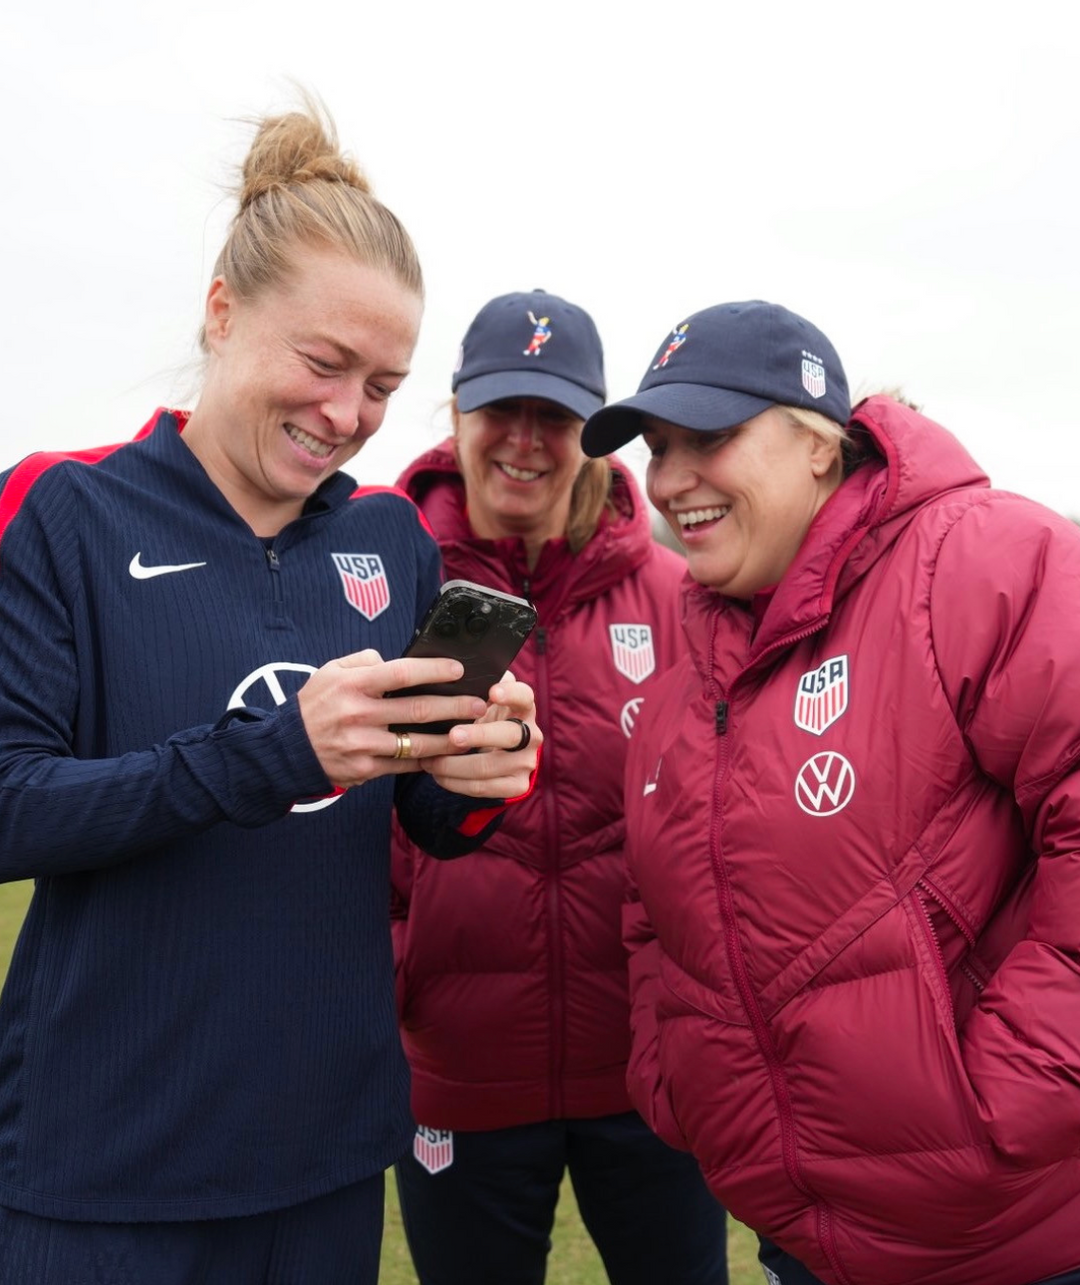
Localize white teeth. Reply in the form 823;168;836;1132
286;425;333;458
499;462;541;482
677;506;730;528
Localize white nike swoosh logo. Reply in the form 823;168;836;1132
643;781;658;796
129;553;207;579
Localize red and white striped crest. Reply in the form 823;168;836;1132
609;624;656;685
794;655;849;735
331;553;390;621
801;357;826;399
413;1126;454;1175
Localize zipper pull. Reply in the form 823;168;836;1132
535;626;547;654
715;700;728;735
266;548;281;571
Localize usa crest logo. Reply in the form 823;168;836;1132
331;553;390;621
801;349;827;399
610;624;656;684
794;655;849;735
413;1126;454;1175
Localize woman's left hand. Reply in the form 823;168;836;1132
421;673;541;799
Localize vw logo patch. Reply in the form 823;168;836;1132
794;751;856;817
620;697;645;739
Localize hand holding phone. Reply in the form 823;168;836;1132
389;580;537;733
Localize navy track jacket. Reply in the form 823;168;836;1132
0;411;502;1221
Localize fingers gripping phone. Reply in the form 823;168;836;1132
390;580;537;733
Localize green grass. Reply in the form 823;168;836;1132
0;879;760;1282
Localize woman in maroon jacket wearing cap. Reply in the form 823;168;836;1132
390;290;729;1285
580;299;1080;1285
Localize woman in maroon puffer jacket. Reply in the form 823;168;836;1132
390;290;729;1285
581;298;1080;1285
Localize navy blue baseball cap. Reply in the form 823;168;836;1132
581;300;850;457
452;289;606;421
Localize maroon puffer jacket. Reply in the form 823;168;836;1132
623;397;1080;1285
391;441;686;1129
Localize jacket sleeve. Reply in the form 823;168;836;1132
0;487;332;880
392;773;505;860
932;495;1080;1166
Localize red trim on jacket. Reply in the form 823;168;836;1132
350;484;435;539
456;744;543;836
0;409;175;550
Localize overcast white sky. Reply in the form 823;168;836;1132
2;1;1077;516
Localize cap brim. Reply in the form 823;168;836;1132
455;370;604;421
581;384;774;457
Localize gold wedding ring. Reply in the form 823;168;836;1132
392;731;412;760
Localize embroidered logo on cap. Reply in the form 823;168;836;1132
331;553;390;621
523;310;552;357
610;624;656;684
801;349;827;399
653;322;690;370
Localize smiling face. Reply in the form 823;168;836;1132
186;244;423;535
453;397;587;554
644;407;842;599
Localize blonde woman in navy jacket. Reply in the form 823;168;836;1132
391;291;729;1285
0;103;539;1285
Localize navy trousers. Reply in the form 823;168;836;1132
395;1111;728;1285
0;1172;383;1285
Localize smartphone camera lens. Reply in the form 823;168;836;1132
464;613;490;638
434;616;459;638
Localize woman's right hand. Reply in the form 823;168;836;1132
297;649;488;789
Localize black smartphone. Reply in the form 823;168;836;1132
390;580;537;733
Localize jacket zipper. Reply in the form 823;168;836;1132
911;886;956;1028
915;877;985;998
531;617;566;1117
264;544;285;608
709;622;852;1284
917;876;976;947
